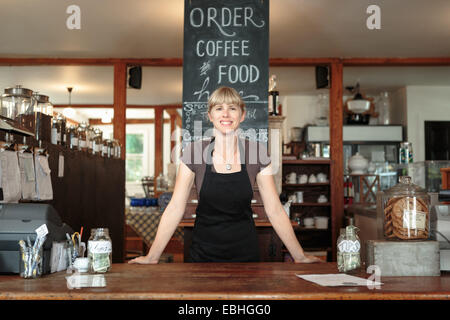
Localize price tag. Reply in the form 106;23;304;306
35;224;49;238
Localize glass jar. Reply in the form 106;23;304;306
92;128;103;155
56;113;66;146
107;139;114;158
1;85;33;120
382;176;430;240
87;126;95;154
77;123;88;151
67;125;79;150
32;93;53;143
399;142;413;164
102;139;109;157
87;228;112;273
337;225;361;273
377;91;391;125
51;117;60;145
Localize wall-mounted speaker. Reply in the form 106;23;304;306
129;66;142;89
315;66;330;89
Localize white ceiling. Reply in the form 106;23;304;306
1;0;450;120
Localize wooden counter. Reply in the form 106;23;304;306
0;263;449;300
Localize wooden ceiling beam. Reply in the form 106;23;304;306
2;57;449;67
89;118;170;125
54;104;182;109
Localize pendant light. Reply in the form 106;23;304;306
63;87;76;119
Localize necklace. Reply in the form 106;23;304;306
213;143;238;171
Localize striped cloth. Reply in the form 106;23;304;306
125;208;184;246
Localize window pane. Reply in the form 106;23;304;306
126;134;144;154
126;156;143;182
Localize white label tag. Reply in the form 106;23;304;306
88;240;112;254
338;240;361;253
403;210;426;230
58;154;64;178
35;224;49;238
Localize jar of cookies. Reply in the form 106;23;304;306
382;176;430;240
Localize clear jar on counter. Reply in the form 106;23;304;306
1;85;33;120
67;125;79;150
102;139;109;157
87;125;95;154
56;113;66;146
92;128;103;155
382;176;430;240
51;117;60;145
337;225;361;273
87;228;112;273
77;123;88;151
107;139;114;158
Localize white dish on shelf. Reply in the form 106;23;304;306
314;216;329;229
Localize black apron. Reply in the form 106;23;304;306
189;140;260;262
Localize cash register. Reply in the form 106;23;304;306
0;203;73;274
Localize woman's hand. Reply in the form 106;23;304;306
295;254;325;264
128;255;158;265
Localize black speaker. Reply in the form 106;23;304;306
129;66;142;89
315;66;330;89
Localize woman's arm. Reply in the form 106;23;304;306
256;164;323;263
129;162;195;264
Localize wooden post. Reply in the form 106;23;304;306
329;62;344;261
154;108;164;182
113;63;127;160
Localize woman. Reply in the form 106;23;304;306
129;86;322;264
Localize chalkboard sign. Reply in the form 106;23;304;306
182;0;269;144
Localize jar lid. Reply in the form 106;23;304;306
385;176;427;197
4;85;33;98
33;93;49;103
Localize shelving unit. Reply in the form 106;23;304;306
282;159;333;261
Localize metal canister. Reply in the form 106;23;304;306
399;142;413;164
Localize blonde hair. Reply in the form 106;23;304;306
208;87;245;113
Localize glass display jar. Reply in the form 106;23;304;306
87;125;95;154
1;85;33;120
87;228;112;273
77;123;88;151
51;117;60;145
92;128;103;155
337;225;361;273
382;176;430;240
377;91;391;125
32;93;53;143
56;113;66;146
67;125;79;150
102;139;109;157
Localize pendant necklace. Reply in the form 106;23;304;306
214;142;237;170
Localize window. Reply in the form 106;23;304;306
126;134;144;182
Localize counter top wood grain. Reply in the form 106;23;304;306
0;263;449;300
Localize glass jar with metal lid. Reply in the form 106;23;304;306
67;125;79;150
92;128;103;155
32;93;53;142
56;113;66;146
87;125;95;154
382;176;430;240
77;122;88;151
1;85;33;120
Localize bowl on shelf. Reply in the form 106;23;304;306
314;216;329;229
347;100;370;114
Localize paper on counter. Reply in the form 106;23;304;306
296;273;383;287
66;274;107;289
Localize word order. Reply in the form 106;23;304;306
189;7;265;37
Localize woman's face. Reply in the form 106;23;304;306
208;103;245;135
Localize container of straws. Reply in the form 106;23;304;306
19;235;47;279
